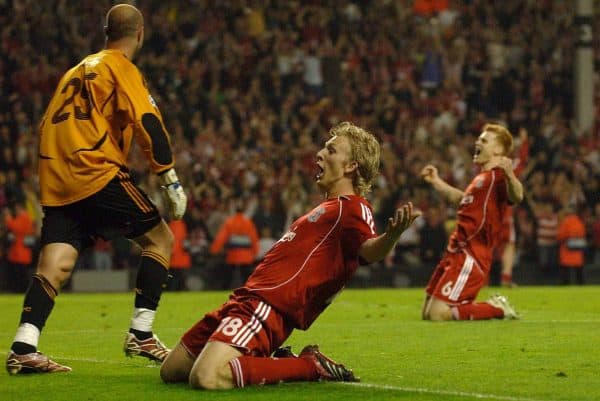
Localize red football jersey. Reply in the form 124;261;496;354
447;167;509;270
236;195;377;330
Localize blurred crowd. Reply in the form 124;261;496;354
1;0;599;291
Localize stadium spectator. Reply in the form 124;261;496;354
0;1;599;292
420;123;523;321
166;219;192;291
252;194;285;239
159;122;420;389
90;238;113;271
593;203;600;267
413;0;449;17
418;205;448;267
209;199;260;290
256;226;277;262
557;205;587;285
531;197;560;280
4;201;35;293
5;4;187;375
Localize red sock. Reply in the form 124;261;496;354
229;356;318;387
454;302;504;320
501;273;512;284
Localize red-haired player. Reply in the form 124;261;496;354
421;123;524;321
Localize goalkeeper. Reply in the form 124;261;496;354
6;3;186;375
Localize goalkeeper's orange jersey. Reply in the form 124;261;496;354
39;49;174;206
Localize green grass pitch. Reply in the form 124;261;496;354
1;286;598;401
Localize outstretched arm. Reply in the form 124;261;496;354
359;202;421;263
420;164;464;205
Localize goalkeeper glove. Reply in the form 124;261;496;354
158;168;187;219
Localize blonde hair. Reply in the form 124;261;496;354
483;123;514;155
329;121;380;196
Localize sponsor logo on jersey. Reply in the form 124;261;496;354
278;230;296;243
308;205;326;222
459;194;474;206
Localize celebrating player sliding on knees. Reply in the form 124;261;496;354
160;121;420;389
421;123;524;322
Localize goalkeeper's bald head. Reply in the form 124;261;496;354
104;4;143;42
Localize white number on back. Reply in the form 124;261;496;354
216;317;244;337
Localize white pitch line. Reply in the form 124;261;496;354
317;319;600;325
0;351;563;400
519;320;600;324
54;355;160;367
342;382;558;401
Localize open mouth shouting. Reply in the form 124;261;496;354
315;161;324;181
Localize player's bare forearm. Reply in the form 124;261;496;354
359;202;421;263
505;169;524;204
359;234;397;264
420;164;463;205
432;180;464;205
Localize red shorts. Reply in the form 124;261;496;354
425;251;487;304
181;295;293;358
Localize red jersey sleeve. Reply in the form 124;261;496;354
341;197;378;264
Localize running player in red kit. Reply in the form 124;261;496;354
160;122;420;389
420;123;524;321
